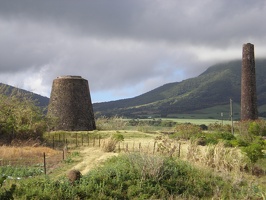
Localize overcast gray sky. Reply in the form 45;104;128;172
0;0;266;102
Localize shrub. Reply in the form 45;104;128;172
235;120;266;143
102;133;124;152
248;120;266;136
0;87;52;144
191;131;236;146
171;123;202;140
96;115;128;130
242;138;265;163
208;122;231;132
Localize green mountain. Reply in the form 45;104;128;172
93;59;266;119
0;83;49;108
1;59;266;119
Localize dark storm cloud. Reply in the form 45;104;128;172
0;0;266;101
1;0;265;44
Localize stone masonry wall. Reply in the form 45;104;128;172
48;76;96;131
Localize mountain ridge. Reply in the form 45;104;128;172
1;59;266;119
93;59;266;118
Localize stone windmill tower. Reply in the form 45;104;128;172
48;76;96;131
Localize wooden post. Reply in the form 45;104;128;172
76;133;78;147
118;142;121;153
98;135;101;147
43;152;46;175
230;98;234;135
153;142;156;154
178;143;181;158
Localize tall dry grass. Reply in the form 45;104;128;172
187;141;249;173
0;146;60;159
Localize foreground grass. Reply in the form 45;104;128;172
3;153;264;199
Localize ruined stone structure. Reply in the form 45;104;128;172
48;76;96;131
241;43;258;120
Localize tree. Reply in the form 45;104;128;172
0;86;51;144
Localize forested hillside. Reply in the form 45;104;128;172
0;83;49;108
93;59;266;118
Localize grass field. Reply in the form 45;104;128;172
160;118;232;125
1;119;266;199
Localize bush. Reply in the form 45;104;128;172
235;120;266;143
96;116;128;130
191;132;236;146
248;121;266;136
171;123;202;140
242;138;265;163
0;87;52;144
208;122;231;132
102;133;124;152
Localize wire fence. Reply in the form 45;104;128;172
44;133;102;149
1;133;184;177
0;151;64;175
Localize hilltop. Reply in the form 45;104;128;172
93;59;266;119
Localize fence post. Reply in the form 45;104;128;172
76;133;78;147
178;143;181;158
65;139;68;149
118;142;121;152
98;135;101;147
153;142;156;155
43;152;46;175
52;136;55;149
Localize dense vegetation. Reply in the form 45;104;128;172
1;153;265;199
0;85;52;145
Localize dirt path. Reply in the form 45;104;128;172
69;135;191;176
70;147;118;175
70;136;157;175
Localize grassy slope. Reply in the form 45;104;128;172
93;59;266;118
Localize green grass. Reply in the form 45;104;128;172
167;104;241;120
4;153;265;199
161;118;232;125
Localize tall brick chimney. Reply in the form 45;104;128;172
241;43;258;120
